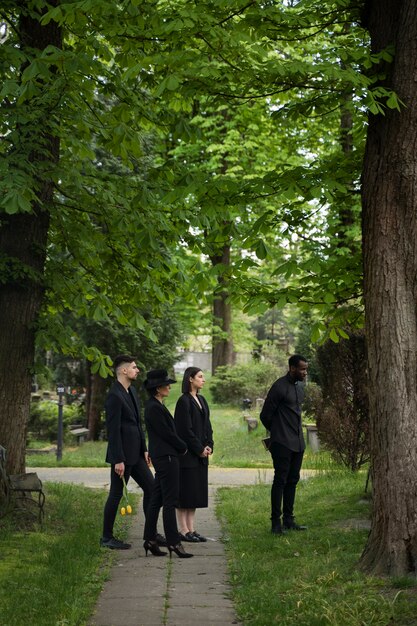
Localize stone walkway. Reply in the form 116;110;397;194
30;467;308;626
31;466;275;490
89;486;239;626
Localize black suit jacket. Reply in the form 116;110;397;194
174;393;214;468
145;396;187;459
105;381;147;465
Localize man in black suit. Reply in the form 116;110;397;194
100;354;156;549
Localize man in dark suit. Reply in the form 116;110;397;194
100;354;156;549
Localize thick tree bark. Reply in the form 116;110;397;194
0;5;61;474
361;0;417;575
210;243;235;374
84;360;93;429
88;372;107;440
0;213;50;475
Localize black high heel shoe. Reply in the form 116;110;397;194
168;543;193;558
155;533;167;547
143;540;167;557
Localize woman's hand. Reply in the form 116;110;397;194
115;461;125;477
144;451;152;467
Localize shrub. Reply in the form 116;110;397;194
210;361;281;406
28;400;82;442
302;382;324;421
316;329;370;471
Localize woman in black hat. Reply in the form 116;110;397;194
142;369;193;558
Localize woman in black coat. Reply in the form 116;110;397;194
142;369;193;558
174;367;214;542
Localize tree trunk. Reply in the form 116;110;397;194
361;0;417;575
0;4;61;474
210;243;235;374
88;372;107;440
84;360;92;426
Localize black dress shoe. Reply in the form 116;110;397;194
100;537;131;550
271;525;286;535
192;531;207;542
182;531;200;543
283;519;307;531
155;533;167;547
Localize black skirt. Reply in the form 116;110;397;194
178;463;208;508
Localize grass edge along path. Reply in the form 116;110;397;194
0;483;136;626
216;471;417;626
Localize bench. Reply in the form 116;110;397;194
0;446;45;524
69;427;89;444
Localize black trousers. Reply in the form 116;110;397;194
130;456;155;516
143;455;180;546
102;457;155;540
270;442;304;525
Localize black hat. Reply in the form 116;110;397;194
143;369;176;390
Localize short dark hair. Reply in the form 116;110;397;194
288;354;307;368
113;354;136;373
181;367;202;394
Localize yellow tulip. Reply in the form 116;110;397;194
120;507;126;516
126;505;132;514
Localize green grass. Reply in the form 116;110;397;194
25;421;338;471
26;440;109;467
27;378;339;471
206;403;339;470
217;472;417;626
0;483;137;626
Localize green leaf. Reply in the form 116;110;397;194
2;191;32;214
99;361;109;378
329;328;340;343
255;239;268;260
166;75;180;91
386;91;402;111
323;292;335;304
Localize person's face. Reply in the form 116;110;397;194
157;384;171;398
291;361;308;382
124;361;139;381
190;370;205;391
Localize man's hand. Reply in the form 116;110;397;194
115;462;125;477
144;451;151;467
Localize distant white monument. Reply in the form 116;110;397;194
0;23;8;44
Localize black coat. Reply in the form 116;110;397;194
105;381;147;465
145;396;187;459
174;393;214;468
260;373;305;453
